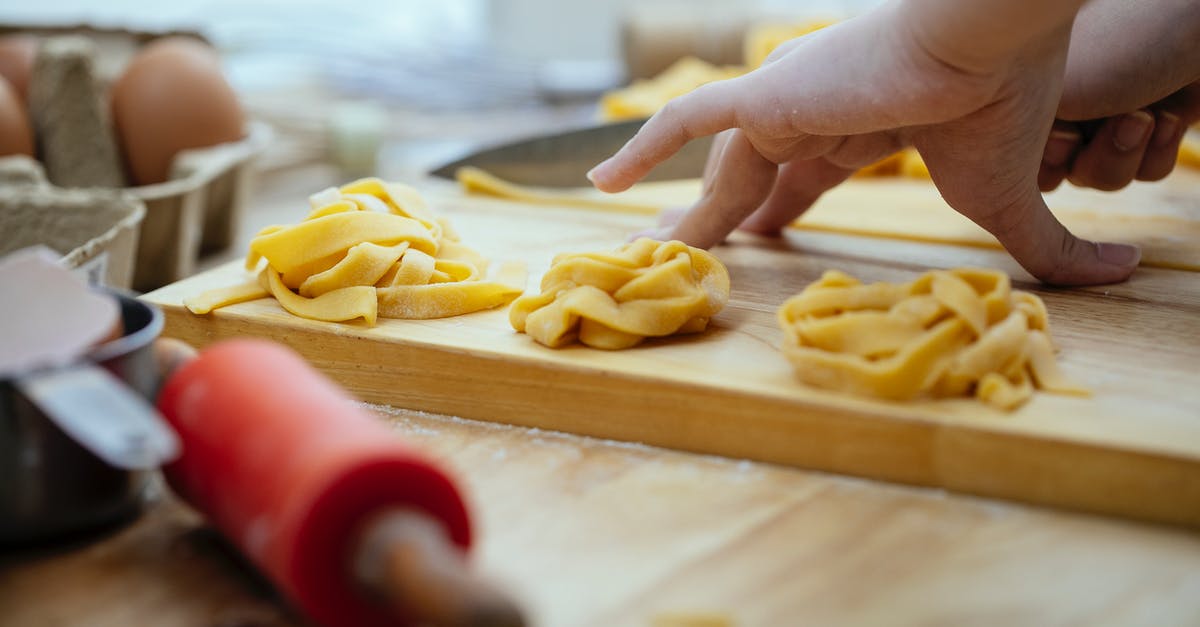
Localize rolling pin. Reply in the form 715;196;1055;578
155;339;524;627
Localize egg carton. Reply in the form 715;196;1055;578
0;156;144;289
127;121;270;291
0;121;269;291
3;23;270;291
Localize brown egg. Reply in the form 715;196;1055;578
0;75;34;157
110;36;244;186
0;34;36;102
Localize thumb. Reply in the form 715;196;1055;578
982;188;1140;286
919;125;1140;286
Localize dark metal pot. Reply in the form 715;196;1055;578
0;290;165;545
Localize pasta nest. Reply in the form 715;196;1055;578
510;238;731;349
185;178;525;324
777;268;1089;410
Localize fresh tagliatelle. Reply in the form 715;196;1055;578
184;178;526;325
510;238;730;350
777;268;1090;410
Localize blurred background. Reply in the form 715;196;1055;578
0;0;891;285
0;0;880;178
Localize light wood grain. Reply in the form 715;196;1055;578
4;409;1200;627
142;180;1200;528
459;167;1200;269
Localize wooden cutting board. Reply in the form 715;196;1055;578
142;176;1200;528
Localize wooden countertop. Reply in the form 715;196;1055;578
4;405;1200;626
4;104;1200;626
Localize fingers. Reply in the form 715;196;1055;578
702;130;736;194
739;158;854;235
630;206;688;241
1136;110;1185;181
1037;121;1081;192
667;131;777;249
589;79;743;193
1066;110;1155;190
1039;110;1189;191
948;171;1140;285
921;111;1139;286
984;188;1140;286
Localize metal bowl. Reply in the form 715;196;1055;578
0;290;163;545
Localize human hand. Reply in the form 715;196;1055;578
1040;84;1200;192
650;84;1200;241
1041;81;1200;190
1042;0;1200;190
589;1;1141;286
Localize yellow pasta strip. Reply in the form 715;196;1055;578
342;193;392;215
457;167;662;215
299;242;408;298
458;168;1200;271
898;148;932;179
935;309;1029;397
183;281;268;315
510;239;730;350
308;187;343;209
1026;330;1091;396
340;178;444;238
250;212;436;275
190;178;527;326
599;56;745;122
977;370;1033;411
784;317;973;401
244;225;286;271
430;259;480;283
277;252;344;291
931;271;987;336
304;200;360;220
391;249;437;286
1179;131;1200;170
378;262;526;320
853;151;905;178
797;310;933;358
777;268;1089;409
265;267;377;325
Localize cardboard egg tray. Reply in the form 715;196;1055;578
0;156;143;288
126;121;270;290
2;23;270;291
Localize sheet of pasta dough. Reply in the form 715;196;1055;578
457;169;1200;272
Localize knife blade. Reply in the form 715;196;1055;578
428;118;711;188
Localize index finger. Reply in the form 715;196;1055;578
588;78;743;193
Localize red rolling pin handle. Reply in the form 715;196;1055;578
156;339;520;627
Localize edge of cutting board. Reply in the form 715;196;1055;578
143;282;1200;529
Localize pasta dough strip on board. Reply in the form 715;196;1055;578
456;167;1200;272
777;268;1089;410
185;178;526;324
510;238;730;350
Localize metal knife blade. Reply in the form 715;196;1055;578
428;118;711;188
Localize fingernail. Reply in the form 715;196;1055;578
1114;111;1153;151
1098;242;1141;267
586;165;601;184
1151;111;1180;148
1043;129;1080;167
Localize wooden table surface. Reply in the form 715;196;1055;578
4;109;1200;626
4;405;1200;627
